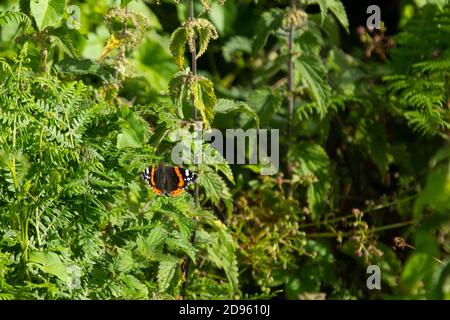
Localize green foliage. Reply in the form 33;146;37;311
30;0;66;31
385;4;450;135
0;0;449;301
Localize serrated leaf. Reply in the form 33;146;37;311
168;70;189;114
291;142;331;220
166;231;196;261
30;0;66;31
200;225;239;295
198;170;231;205
246;88;282;125
317;0;328;24
136;225;168;260
252;8;284;54
329;0;349;33
215;98;260;128
296;55;331;117
191;77;216;128
194;18;219;59
169;27;188;69
157;260;178;292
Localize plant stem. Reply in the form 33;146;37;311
182;0;199;298
189;0;199;208
307;220;415;238
299;194;419;229
286;0;296;193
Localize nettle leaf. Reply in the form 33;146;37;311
168;70;189;104
198;169;232;206
136;225;168;260
201;144;235;184
246;87;282;125
157;260;178;292
166;231;196;262
296;55;331;117
354;121;393;177
198;217;240;295
169;18;218;69
169;27;189;69
222;36;252;62
28;251;68;282
413;166;450;219
291;142;331;220
191;77;216;128
30;0;66;31
194;18;219;59
214;98;260;128
328;0;349;32
314;0;349;31
317;0;328;24
252;8;285;54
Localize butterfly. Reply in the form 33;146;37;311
141;164;198;197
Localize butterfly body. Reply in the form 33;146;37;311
141;164;198;197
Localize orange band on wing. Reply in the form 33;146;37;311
150;165;156;187
170;188;184;197
174;167;185;187
152;186;162;196
150;165;163;195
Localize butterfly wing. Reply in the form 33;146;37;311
167;167;198;197
141;165;198;197
141;165;163;195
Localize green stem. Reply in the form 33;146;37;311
286;0;296;194
299;194;418;229
182;0;199;298
307;220;414;239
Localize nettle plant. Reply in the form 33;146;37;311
0;0;243;299
223;0;350;294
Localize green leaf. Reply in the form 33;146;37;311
198;219;240;296
328;0;349;33
246;88;282;126
117;128;140;149
413;166;450;219
168;70;189;114
157;260;178;292
55;58;114;82
214;98;260;128
133;33;178;92
317;0;328;24
191;77;216;128
136;225;168;260
198;169;232;205
222;36;252;62
194;18;219;59
169;27;188;69
296;55;331;116
30;0;66;31
401;252;434;288
291;142;331;220
354;121;393;177
252;8;284;54
28;251;68;282
166;231;196;262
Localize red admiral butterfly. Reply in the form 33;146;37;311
141;164;198;197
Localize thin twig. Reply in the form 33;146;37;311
286;0;296;194
182;0;199;298
307;220;415;238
